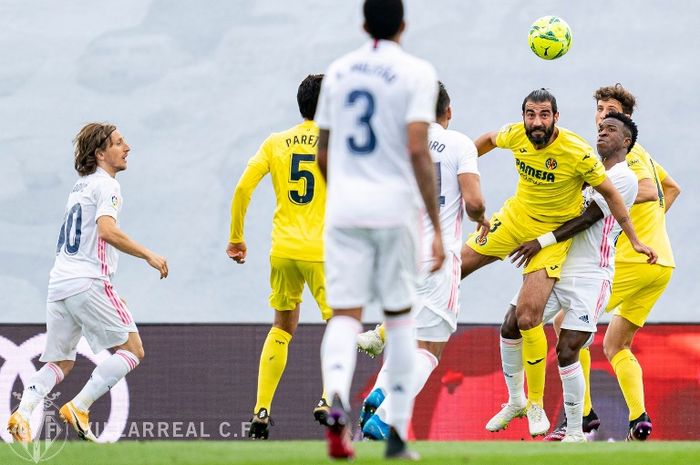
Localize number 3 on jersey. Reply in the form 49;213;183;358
346;89;376;155
289;153;316;205
56;203;82;255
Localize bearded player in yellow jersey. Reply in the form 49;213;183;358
545;84;680;442
227;75;331;439
467;89;655;437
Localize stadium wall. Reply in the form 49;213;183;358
1;324;698;442
0;0;698;324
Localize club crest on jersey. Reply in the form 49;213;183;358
545;158;558;170
475;234;488;246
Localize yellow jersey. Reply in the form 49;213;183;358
496;122;606;223
616;143;675;267
229;120;325;262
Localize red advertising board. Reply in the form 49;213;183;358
1;324;698;442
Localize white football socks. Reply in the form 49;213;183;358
382;313;416;440
72;350;140;412
321;315;362;410
559;361;585;434
376;346;438;424
500;337;526;407
17;363;64;418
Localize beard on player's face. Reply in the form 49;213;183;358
525;120;555;146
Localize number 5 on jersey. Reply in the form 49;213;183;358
289;153;316;205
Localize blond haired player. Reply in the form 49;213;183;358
8;123;168;443
227;75;330;439
546;84;680;441
468;89;654;437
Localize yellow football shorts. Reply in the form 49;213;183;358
466;200;572;278
606;262;673;327
269;256;332;320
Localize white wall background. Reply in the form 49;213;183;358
1;0;697;323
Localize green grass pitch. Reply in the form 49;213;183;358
2;441;700;465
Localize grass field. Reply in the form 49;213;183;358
2;441;700;465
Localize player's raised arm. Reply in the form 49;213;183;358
97;216;168;278
474;131;498;156
592;177;656;264
408;121;444;272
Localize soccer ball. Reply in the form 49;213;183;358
528;16;572;60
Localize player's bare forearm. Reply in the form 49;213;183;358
459;173;486;221
412;151;441;231
474;131;498;156
98;216;168;278
661;175;681;212
317;129;329;180
552;202;604;243
634;178;659;204
97;216;151;259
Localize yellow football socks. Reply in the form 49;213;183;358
254;326;292;414
378;323;386;342
520;324;547;407
611;349;646;421
579;347;592;416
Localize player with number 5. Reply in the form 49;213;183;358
8;123;168;444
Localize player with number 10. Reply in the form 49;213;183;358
8;123;168;443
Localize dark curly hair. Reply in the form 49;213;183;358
603;111;638;153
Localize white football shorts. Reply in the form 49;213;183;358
325;224;418;311
414;252;461;342
40;279;138;362
510;276;611;345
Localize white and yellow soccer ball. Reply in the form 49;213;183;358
528;16;572;60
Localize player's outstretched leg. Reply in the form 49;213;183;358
8;362;68;443
62;345;141;441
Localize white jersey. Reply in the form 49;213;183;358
315;39;438;228
421;123;479;260
560;161;637;280
48;167;123;302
